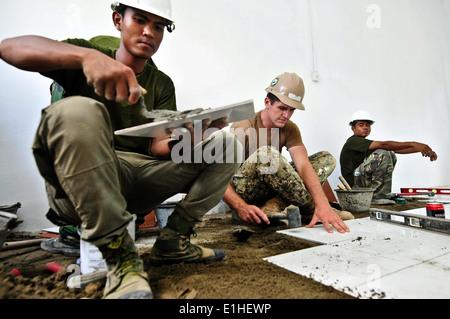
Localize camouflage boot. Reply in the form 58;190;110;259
149;215;226;266
260;196;288;218
99;230;152;299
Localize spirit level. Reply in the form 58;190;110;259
370;208;450;235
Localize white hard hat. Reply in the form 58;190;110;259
112;0;174;26
349;110;375;126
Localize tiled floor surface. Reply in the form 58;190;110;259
265;204;450;299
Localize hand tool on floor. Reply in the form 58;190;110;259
267;206;302;228
0;203;23;251
1;238;44;251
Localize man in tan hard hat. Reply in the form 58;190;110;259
223;73;351;234
340;110;437;200
0;0;241;299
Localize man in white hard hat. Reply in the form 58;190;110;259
0;0;241;299
340;110;438;200
222;73;351;234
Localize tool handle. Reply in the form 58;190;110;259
339;176;352;191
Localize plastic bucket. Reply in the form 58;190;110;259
335;188;375;213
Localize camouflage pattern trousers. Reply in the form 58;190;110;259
231;146;336;214
353;149;397;198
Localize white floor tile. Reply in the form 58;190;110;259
266;206;450;299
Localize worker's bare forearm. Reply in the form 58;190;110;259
301;163;329;208
394;146;417;154
370;140;399;151
369;140;416;152
0;35;88;72
289;145;329;208
370;141;435;158
1;35;142;105
223;184;245;212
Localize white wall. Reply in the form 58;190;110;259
1;0;449;231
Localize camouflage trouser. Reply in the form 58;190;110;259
231;146;336;215
353;149;397;198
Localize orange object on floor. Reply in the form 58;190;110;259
139;211;156;229
45;262;63;273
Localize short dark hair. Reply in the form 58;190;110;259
350;120;374;127
266;93;280;105
114;4;127;17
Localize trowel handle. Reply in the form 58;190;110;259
339;176;352;191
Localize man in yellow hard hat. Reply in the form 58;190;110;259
0;0;241;299
340;110;437;200
223;73;351;234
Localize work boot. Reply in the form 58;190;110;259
260;196;288;218
333;208;355;220
99;230;152;299
149;226;227;266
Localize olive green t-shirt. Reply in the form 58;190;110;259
230;111;303;160
41;38;176;156
339;135;374;186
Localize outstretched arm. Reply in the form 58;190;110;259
0;35;141;104
370;141;437;161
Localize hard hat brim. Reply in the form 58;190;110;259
266;88;305;111
349;120;375;126
111;1;174;23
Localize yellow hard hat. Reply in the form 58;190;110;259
265;72;305;110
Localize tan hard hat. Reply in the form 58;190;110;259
111;0;174;24
265;72;305;110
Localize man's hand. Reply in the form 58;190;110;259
201;117;229;139
237;204;271;225
209;117;229;130
82;49;141;105
306;205;350;234
411;142;437;161
428;151;438;161
168;116;229;145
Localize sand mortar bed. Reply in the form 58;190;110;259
0;200;428;299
